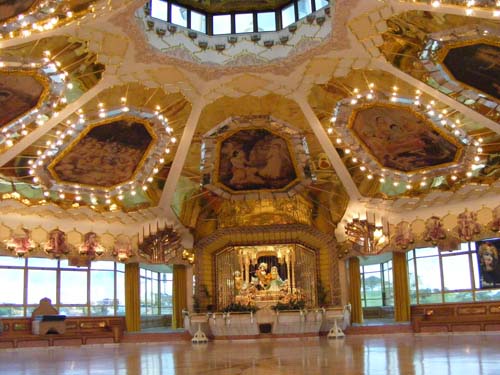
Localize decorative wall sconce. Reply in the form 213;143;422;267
457;209;481;241
394;221;414;250
5;228;36;257
139;223;181;264
423;216;446;245
44;229;70;258
182;249;195;264
491;206;500;232
345;214;389;255
112;239;134;263
78;232;105;260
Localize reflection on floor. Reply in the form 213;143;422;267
0;333;499;375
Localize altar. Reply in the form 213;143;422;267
215;244;316;311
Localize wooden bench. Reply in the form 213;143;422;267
0;317;125;348
411;302;500;333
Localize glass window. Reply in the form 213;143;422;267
235;13;254;33
171;4;188;27
90;270;115;316
60;271;87;304
27;270;56;304
281;3;296;28
415;256;442;303
116;271;125;316
151;0;168;21
315;0;329;10
0;257;26;267
213;14;231;34
27;257;58;268
442;254;472;291
257;12;276;32
191;10;206;33
298;0;312;19
0;268;24;304
0;255;124;317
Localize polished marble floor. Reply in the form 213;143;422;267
1;333;499;375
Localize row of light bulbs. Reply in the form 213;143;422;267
0;52;70;151
326;84;485;190
25;99;177;210
0;1;107;41
428;0;500;17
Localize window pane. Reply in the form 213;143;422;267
1;307;24;317
116;271;125;316
151;0;168;21
213;14;231;34
0;256;26;267
91;271;115;316
171;4;187;27
415;256;442;303
408;257;417;304
298;0;312;19
60;259;89;270
315;0;329;9
191;10;206;33
442;254;471;291
282;4;295;28
59;306;87;316
257;12;276;32
415;247;439;257
0;268;24;304
444;292;473;303
27;270;56;304
27;257;58;268
235;13;254;33
475;289;500;301
92;261;115;270
61;271;87;304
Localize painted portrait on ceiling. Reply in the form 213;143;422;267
218;129;296;191
51;118;153;188
0;72;45;129
351;105;458;172
476;238;500;289
0;0;39;23
443;43;500;101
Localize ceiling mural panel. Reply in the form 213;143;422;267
0;71;46;129
351;104;459;172
442;42;500;101
50;118;155;188
380;11;500;123
0;0;38;23
0;0;498;247
217;129;297;192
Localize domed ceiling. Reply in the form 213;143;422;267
0;0;498;248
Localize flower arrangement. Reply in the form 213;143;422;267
222;302;258;313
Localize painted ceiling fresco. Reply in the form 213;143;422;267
218;129;296;191
50;118;154;188
442;42;500;101
0;0;38;23
0;72;46;129
0;0;497;235
351;105;459;172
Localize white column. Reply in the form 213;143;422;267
292;93;362;201
158;100;204;217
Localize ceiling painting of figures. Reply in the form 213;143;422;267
0;0;38;23
217;129;296;191
50;118;154;188
443;42;500;101
351;105;459;172
0;71;46;129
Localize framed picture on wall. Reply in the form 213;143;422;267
476;238;500;288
